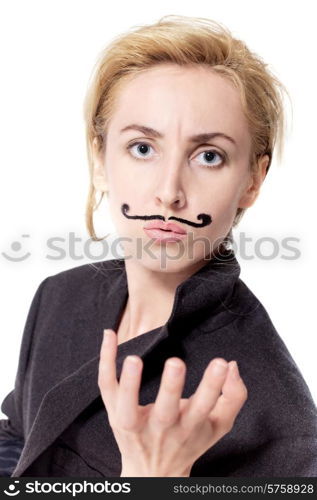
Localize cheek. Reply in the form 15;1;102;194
203;182;241;220
213;191;240;217
106;165;132;209
197;184;242;241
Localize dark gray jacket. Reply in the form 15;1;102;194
1;251;317;477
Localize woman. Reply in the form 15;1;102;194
1;15;316;477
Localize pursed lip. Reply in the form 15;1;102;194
143;220;187;234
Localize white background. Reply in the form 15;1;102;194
0;0;316;420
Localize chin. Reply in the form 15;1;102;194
119;233;213;272
136;250;208;275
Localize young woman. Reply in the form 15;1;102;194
1;15;316;477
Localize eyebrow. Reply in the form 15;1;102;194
120;124;237;146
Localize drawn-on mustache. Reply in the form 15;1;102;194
121;203;212;228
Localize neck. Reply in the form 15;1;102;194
118;257;209;343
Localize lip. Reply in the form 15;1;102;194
144;220;187;234
143;228;187;242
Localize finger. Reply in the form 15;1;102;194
116;355;143;430
208;361;248;436
98;329;119;411
152;357;186;428
181;358;228;430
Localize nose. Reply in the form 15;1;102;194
154;160;186;210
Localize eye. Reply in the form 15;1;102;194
127;141;155;160
194;149;225;168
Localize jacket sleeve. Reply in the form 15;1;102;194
0;277;50;477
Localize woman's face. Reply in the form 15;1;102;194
93;63;268;273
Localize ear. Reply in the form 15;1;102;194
92;137;109;192
238;154;270;209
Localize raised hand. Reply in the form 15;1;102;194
98;328;248;477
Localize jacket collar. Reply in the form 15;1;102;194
104;247;241;334
13;249;241;476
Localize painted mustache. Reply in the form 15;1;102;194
121;203;212;228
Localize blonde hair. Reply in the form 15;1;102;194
83;14;288;241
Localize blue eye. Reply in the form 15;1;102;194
127;142;225;167
128;142;154;160
195;150;224;168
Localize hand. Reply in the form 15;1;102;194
98;328;248;477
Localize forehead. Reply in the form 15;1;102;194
108;64;250;146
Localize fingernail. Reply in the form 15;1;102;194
125;355;140;375
212;359;228;376
103;329;112;344
229;361;240;380
166;360;183;377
